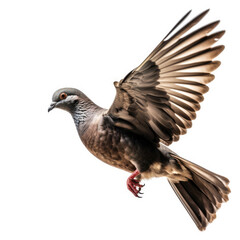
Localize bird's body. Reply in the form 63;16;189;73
49;10;230;231
71;101;160;174
70;98;190;181
79;108;141;173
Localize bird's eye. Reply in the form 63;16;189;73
59;92;67;100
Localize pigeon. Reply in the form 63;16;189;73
48;10;230;231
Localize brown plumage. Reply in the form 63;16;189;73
108;10;224;146
168;154;230;230
49;9;230;231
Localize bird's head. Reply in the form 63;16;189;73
48;88;88;113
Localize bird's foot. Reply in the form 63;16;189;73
127;170;145;198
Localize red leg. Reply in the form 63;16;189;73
127;170;145;198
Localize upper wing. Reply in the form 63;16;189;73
106;10;224;146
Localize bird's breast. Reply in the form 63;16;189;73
79;116;137;172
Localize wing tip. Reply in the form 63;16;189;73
210;20;220;29
203;8;210;14
218;45;225;52
186;8;210;18
212;30;225;42
213;60;221;69
198;9;210;19
186;9;192;17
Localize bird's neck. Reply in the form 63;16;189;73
71;99;102;132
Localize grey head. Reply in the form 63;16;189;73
48;88;89;113
48;87;102;128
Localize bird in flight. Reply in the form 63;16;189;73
48;10;230;231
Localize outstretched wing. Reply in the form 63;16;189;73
106;10;224;146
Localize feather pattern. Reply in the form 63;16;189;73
168;154;230;230
107;10;224;146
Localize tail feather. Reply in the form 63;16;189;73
168;179;209;230
168;154;230;231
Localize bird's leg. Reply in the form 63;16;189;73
127;170;145;198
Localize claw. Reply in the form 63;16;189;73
127;170;145;198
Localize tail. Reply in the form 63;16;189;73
168;154;230;231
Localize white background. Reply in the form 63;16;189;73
0;0;239;239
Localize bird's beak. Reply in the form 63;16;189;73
48;102;56;112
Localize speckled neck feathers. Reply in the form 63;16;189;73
72;101;88;127
71;98;102;133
